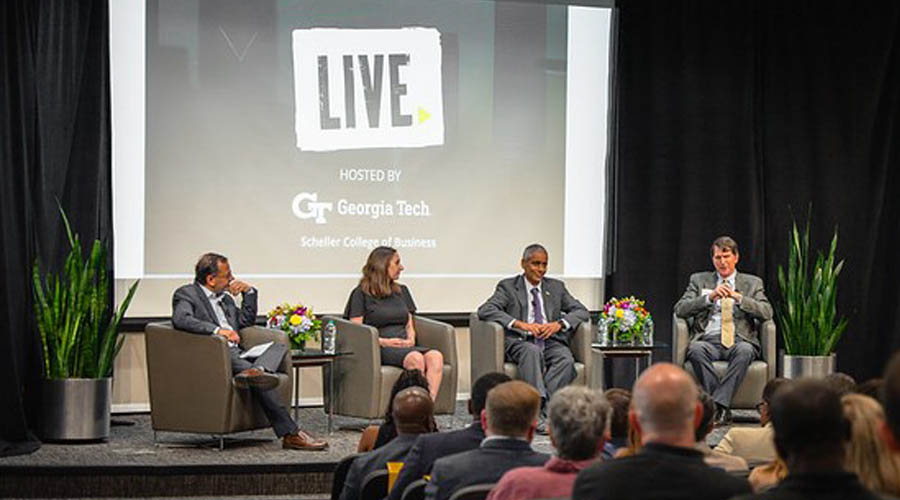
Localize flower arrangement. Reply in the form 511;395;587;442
266;302;322;350
598;296;653;346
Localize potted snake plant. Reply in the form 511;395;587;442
776;214;848;378
32;207;139;440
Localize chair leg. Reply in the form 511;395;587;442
153;430;159;447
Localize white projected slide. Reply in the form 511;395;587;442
111;1;610;315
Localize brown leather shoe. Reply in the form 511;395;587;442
233;368;279;390
283;430;328;451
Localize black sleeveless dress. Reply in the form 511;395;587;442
343;284;430;367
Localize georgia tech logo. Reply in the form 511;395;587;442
292;192;333;224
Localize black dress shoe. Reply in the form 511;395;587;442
714;407;733;427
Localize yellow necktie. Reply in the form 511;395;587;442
721;297;735;348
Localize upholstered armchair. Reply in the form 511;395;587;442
322;315;458;419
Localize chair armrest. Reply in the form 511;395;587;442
672;313;689;366
144;321;233;428
414;316;457;367
760;319;777;380
240;326;290;374
571;320;593;366
323;315;382;418
469;312;504;382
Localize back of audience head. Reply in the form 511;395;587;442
841;393;900;496
696;392;717;443
385;369;431;421
393;387;436;435
547;386;611;461
857;378;884;400
770;378;849;469
603;388;631;441
630;363;700;446
824;372;857;396
483;380;541;440
883;352;900;451
469;372;512;418
759;377;791;426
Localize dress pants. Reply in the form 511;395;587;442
505;336;576;402
228;343;298;437
686;337;758;408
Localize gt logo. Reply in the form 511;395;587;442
292;193;333;224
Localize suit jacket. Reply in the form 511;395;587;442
388;422;486;500
714;422;776;464
572;442;751;500
425;438;550;500
477;275;589;347
340;433;420;500
674;271;772;348
172;282;257;335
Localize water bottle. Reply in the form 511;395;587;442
323;320;336;354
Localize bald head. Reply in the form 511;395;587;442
631;363;700;445
392;387;435;435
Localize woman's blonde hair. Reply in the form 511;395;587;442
842;393;900;496
360;246;400;298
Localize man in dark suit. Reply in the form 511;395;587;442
340;387;435;500
477;244;589;427
675;236;773;424
172;252;327;450
732;379;881;500
388;372;512;500
425;380;550;500
572;363;750;500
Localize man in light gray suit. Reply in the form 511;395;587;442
675;236;773;425
477;244;589;428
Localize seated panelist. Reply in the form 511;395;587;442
344;246;444;401
476;243;589;426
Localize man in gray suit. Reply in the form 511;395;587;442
172;252;327;450
675;236;773;425
477;244;590;428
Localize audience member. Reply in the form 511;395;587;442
387;372;512;500
696;392;749;472
340;387;435;500
841;393;900;497
883;352;900;452
572;363;750;500
601;388;630;459
824;372;857;396
748;457;788;492
857;377;883;399
613;420;642;458
425;381;549;500
487;386;610;500
357;369;437;452
715;377;789;463
732;378;882;500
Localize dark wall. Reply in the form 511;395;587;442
608;0;900;380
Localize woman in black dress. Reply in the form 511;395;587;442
344;246;444;401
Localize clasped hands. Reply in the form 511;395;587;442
380;337;415;348
513;319;562;339
708;283;742;303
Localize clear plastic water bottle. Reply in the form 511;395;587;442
323;320;336;354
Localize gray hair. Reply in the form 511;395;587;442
522;243;548;261
547;386;611;460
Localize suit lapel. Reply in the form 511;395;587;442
193;282;219;323
515;275;529;321
543;282;557;321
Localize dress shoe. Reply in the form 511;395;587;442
536;416;548;435
283;430;328;450
233;368;279;390
714;407;733;427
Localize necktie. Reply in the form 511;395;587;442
531;287;545;349
721;292;735;348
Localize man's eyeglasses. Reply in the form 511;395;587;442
755;401;767;412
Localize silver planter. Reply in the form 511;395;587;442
781;354;836;379
40;377;112;441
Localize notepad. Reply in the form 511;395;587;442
239;341;273;359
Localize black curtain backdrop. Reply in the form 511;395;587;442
608;0;900;381
0;0;111;456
